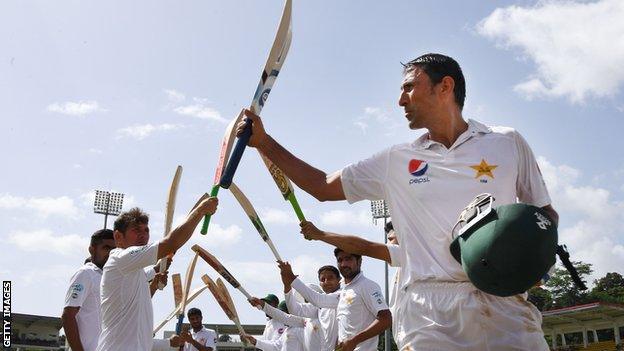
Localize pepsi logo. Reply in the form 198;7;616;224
409;159;428;177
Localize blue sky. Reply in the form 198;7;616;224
1;0;623;338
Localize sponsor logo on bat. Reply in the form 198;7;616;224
269;164;290;195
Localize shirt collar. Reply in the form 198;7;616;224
413;119;491;150
85;262;103;273
345;272;364;286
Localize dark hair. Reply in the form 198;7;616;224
384;221;394;234
333;247;361;260
187;308;202;318
402;53;466;110
90;229;114;247
317;265;340;279
114;208;149;233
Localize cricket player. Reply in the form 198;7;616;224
235;53;556;350
279;251;391;351
244;299;317;351
259;294;286;341
62;229;115;351
96;194;218;351
283;265;340;351
179;308;217;351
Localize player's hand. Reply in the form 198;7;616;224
169;335;183;347
241;334;257;346
335;338;357;351
300;221;323;240
192;193;219;217
150;271;168;290
179;330;193;343
155;256;173;273
238;109;269;148
277;261;297;286
249;297;265;308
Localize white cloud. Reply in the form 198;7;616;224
0;193;79;218
260;208;300;225
174;104;225;123
88;148;103;154
320;209;372;227
354;107;401;135
164;89;186;103
290;254;330;285
7;229;88;256
538;157;624;282
189;223;243;247
477;0;624;103
116;123;183;140
47;100;105;116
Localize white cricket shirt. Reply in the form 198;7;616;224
292;273;389;351
182;326;217;351
262;318;286;341
256;326;304;351
262;302;322;351
96;242;159;351
285;290;338;351
64;262;103;351
341;119;551;289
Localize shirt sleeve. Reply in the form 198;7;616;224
386;244;403;268
113;243;159;275
292;278;339;309
362;280;389;316
285;290;319;318
144;266;156;282
64;269;92;308
255;337;281;351
262;303;305;328
151;338;175;351
340;148;390;204
513;131;552;207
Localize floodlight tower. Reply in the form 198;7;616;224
93;190;124;229
370;199;392;351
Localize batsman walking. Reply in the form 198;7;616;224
233;53;558;351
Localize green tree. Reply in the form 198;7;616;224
545;261;592;309
527;286;553;311
590;272;624;304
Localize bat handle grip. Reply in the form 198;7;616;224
287;193;306;222
175;315;184;335
157;258;167;290
200;185;221;234
219;119;252;189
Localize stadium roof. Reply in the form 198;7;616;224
12;313;62;329
542;302;624;334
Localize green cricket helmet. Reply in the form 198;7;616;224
449;193;558;297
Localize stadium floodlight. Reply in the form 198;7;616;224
94;190;125;229
370;199;393;351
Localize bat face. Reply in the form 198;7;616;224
165;165;183;235
193;245;241;288
213;113;243;184
205;276;236;320
172;273;183;307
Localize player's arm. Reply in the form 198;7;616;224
61;307;85;351
338;310;392;351
278;261;339;308
249;297;306;328
300;221;391;263
285;290;318;319
158;194;218;259
179;330;212;351
239;109;346;202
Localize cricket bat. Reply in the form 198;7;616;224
229;182;282;261
191;244;252;299
153;276;210;335
219;0;292;187
172;273;183;309
200;110;246;234
203;275;248;345
157;165;183;289
175;252;199;334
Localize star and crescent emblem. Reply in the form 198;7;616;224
470;159;498;179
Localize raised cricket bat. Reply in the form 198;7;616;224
172;273;183;308
157;165;183;289
200;110;246;234
202;275;248;345
191;244;252;299
175;252;199;334
154;275;210;335
219;0;292;187
229;182;282;261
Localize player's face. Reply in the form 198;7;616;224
91;239;116;269
318;270;340;293
336;252;361;280
188;314;203;330
398;68;438;130
116;223;150;248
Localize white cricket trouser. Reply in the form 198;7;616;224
391;281;549;351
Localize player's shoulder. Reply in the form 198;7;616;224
470;119;519;139
360;274;383;290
